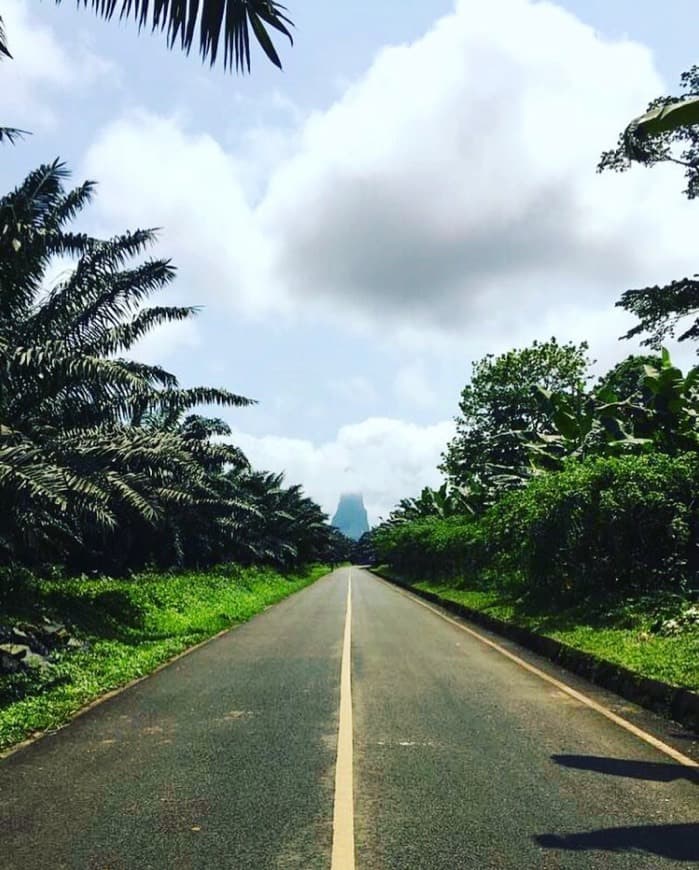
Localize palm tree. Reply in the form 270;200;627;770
0;0;293;73
221;469;337;568
1;159;338;576
0;161;253;569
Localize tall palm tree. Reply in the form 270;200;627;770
220;469;336;568
0;0;293;73
0;161;253;568
1;160;338;575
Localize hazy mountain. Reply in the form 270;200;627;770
331;493;370;541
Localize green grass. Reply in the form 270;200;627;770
378;572;699;692
0;563;329;752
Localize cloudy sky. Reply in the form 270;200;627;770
2;0;698;522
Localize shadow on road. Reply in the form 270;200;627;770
551;754;699;784
534;823;699;862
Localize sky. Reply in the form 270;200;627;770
2;0;698;523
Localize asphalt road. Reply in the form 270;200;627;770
1;567;697;869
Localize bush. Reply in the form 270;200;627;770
488;452;698;599
378;453;699;602
374;517;485;583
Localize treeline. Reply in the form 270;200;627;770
373;60;699;606
0;162;344;580
373;339;699;604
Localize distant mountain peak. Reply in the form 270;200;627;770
331;493;369;541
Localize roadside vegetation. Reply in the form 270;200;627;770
370;68;699;696
0;162;348;577
371;338;699;691
0;563;330;751
388;578;699;691
0;157;350;751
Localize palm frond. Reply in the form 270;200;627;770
0;127;29;144
62;0;294;72
0;159;335;573
0;15;11;59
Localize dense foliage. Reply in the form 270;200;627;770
376;453;699;602
384;482;475;525
375;337;699;608
440;338;591;505
0;163;340;579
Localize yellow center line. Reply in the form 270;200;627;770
375;574;698;770
331;567;356;870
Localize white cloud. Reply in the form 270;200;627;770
228;417;454;523
82;0;699;359
84;113;285;320
255;0;696;337
330;375;378;406
129;317;201;367
394;360;437;408
0;0;115;131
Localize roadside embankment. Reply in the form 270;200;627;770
0;563;329;753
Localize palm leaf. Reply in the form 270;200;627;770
0;127;29;144
0;15;11;58
61;0;294;71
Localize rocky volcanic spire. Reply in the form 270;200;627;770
331;493;370;541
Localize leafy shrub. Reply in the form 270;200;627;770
487;452;698;599
374;517;485;583
378;453;699;602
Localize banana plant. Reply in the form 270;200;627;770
623;96;699;162
523;386;650;471
634;349;699;452
524;350;699;470
386;482;476;524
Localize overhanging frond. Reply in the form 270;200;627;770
60;0;294;72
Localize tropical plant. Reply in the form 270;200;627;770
325;527;354;566
440;338;592;503
226;470;338;568
0;160;336;576
385;482;475;525
377;453;699;600
524;350;699;469
600;66;699;193
615;275;699;352
0;0;293;73
482;452;699;600
620;95;699;164
350;530;376;565
596;354;664;399
599;67;699;351
632;349;699;453
0;161;253;569
373;515;483;583
523;386;644;471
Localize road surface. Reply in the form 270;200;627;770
0;567;697;868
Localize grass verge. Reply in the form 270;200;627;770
0;563;329;752
376;569;698;692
